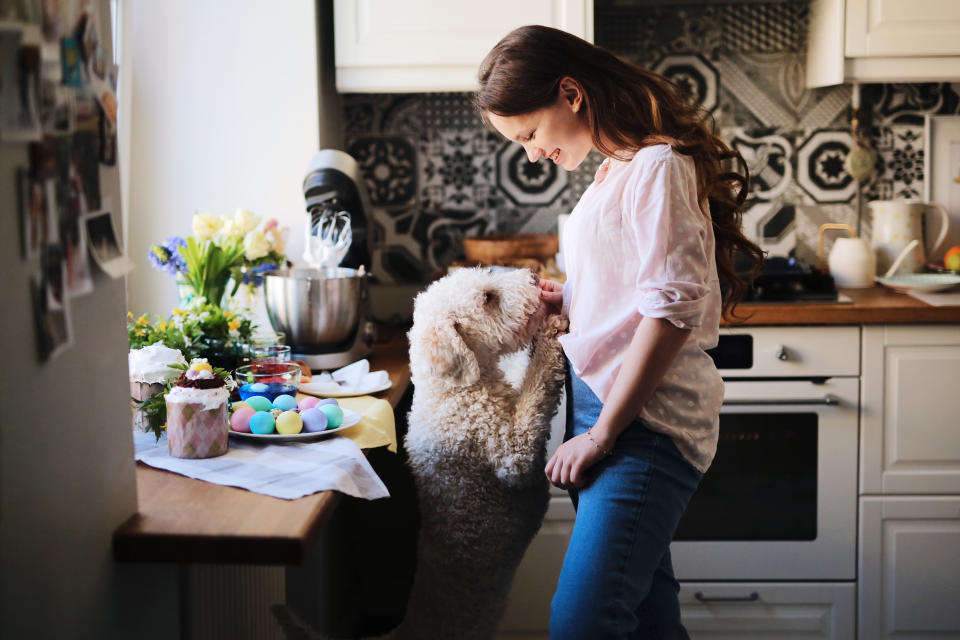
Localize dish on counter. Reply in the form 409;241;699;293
228;408;361;442
875;273;960;293
299;379;392;398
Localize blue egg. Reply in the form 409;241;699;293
246;395;273;412
272;394;298;411
317;398;339;408
300;408;328;433
318;404;344;429
248;382;269;393
249;411;276;434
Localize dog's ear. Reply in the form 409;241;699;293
409;316;480;386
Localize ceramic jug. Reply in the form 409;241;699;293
818;223;876;288
868;199;950;275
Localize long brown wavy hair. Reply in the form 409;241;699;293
475;25;764;321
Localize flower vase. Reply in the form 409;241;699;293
196;337;249;371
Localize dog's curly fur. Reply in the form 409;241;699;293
273;267;567;640
398;267;567;640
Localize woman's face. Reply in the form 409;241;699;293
485;77;594;171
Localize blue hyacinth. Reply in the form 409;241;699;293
241;262;278;287
148;236;188;276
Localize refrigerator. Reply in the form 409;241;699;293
0;2;178;638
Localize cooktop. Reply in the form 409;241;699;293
739;257;850;304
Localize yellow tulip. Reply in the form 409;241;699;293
228;318;241;332
192;212;222;242
234;208;261;235
244;230;270;260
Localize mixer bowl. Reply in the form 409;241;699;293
263;267;367;353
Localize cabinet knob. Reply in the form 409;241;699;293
776;345;789;361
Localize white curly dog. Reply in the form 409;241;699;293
274;267;567;640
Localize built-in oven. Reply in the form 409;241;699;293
671;326;860;581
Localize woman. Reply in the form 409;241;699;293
476;25;763;639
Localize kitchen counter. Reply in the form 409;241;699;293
723;284;960;326
112;335;411;565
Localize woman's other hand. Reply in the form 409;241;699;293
538;278;563;315
545;431;609;489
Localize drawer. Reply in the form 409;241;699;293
715;326;860;378
679;582;855;640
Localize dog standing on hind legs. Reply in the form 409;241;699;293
274;267;567;639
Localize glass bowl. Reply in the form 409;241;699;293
233;362;302;402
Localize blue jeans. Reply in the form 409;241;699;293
550;362;703;640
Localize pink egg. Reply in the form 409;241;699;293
299;396;320;411
230;407;256;433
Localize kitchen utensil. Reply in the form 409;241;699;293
302;149;372;270
263;267;375;370
233;362;303;402
305;209;352;269
882;239;921;278
818;223;876;288
868;199;951;275
875;273;960;293
463;233;559;266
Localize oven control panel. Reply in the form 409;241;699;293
710;326;860;378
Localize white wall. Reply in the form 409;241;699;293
125;0;320;317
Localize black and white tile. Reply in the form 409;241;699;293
340;3;960;284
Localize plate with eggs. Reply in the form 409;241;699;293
227;394;361;442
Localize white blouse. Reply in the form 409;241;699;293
558;144;724;472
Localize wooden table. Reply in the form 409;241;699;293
723;284;960;325
113;335;411;565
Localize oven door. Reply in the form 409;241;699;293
671;377;859;581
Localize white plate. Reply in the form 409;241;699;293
228;408;361;442
875;273;960;293
298;379;393;398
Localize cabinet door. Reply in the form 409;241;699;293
334;0;592;92
678;583;855;640
846;0;960;57
861;325;960;494
859;497;960;640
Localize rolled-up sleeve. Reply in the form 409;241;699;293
627;153;712;330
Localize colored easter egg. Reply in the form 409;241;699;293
318;404;343;429
245;395;273;412
272;394;298;411
231;401;252;412
247;382;268;393
317;398;339;408
299;396;320;411
230;407;256;433
249;411;276;435
276;411;303;435
300;408;328;433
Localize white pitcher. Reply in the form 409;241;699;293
868;199;950;275
818;223;876;288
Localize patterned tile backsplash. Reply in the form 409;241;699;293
342;1;960;285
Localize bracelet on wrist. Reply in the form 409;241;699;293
586;430;613;456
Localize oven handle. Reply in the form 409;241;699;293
694;591;760;603
723;394;838;407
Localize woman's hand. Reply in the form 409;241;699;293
538;278;563;315
545;431;610;489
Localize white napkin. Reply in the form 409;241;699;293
133;430;389;501
300;359;390;396
906;289;960;306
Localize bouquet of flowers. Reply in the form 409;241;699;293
148;209;288;306
127;301;255;362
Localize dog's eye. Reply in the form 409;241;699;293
483;290;498;306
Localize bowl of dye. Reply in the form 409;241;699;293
233;362;302;402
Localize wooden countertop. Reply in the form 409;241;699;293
113;335;411;565
723;285;960;326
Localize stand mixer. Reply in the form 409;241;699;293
264;150;376;370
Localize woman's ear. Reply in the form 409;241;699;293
558;76;583;113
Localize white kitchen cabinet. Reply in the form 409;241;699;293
807;0;960;87
859;496;960;640
333;0;593;92
678;583;856;640
860;325;960;495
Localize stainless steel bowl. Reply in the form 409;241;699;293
263;267;367;352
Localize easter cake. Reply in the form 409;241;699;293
164;359;231;458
